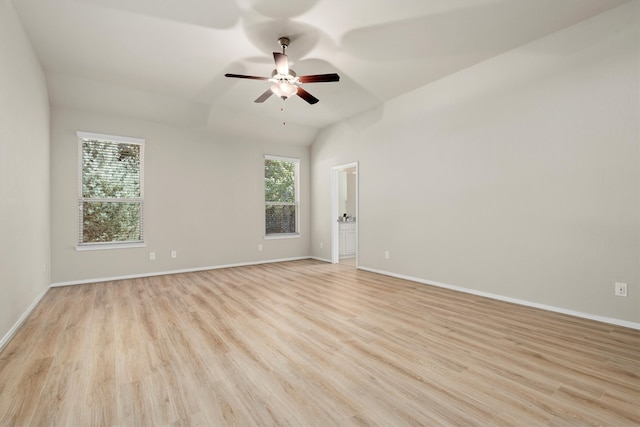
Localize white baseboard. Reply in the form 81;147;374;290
49;256;312;287
0;287;49;353
358;266;640;331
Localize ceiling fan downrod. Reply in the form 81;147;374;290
278;37;290;55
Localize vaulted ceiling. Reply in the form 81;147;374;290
13;0;630;145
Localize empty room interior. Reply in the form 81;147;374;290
1;0;639;425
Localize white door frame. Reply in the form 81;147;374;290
331;162;359;264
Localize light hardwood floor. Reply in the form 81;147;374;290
0;260;638;426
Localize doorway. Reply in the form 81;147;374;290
331;162;358;266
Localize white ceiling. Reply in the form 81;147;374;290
13;0;630;145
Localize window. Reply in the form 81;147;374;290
77;132;144;248
265;155;299;236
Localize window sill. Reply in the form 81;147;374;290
264;233;301;240
76;242;146;251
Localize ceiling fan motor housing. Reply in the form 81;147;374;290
278;37;290;50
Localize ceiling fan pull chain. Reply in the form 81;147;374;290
281;99;287;126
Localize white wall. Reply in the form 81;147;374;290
338;170;347;215
346;170;356;217
0;0;51;342
50;108;310;283
337;167;356;217
311;2;639;324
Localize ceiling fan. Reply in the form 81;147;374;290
224;37;340;105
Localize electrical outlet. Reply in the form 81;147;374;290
258;244;263;252
384;250;390;259
614;282;627;297
171;250;177;259
149;252;155;260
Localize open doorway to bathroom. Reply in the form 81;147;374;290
331;162;358;267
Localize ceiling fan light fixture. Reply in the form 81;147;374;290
225;36;339;105
271;82;297;100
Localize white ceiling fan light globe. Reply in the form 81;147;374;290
271;82;298;100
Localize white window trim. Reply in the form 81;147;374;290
76;131;145;250
264;155;300;238
76;242;146;251
264;233;301;240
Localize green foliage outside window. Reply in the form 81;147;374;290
265;158;298;234
80;139;143;244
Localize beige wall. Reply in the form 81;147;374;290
311;2;639;324
50;108;310;283
0;0;51;342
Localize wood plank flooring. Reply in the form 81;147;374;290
0;259;638;426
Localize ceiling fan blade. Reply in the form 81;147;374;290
298;73;340;83
254;89;273;103
296;87;319;104
273;52;289;75
224;73;269;80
